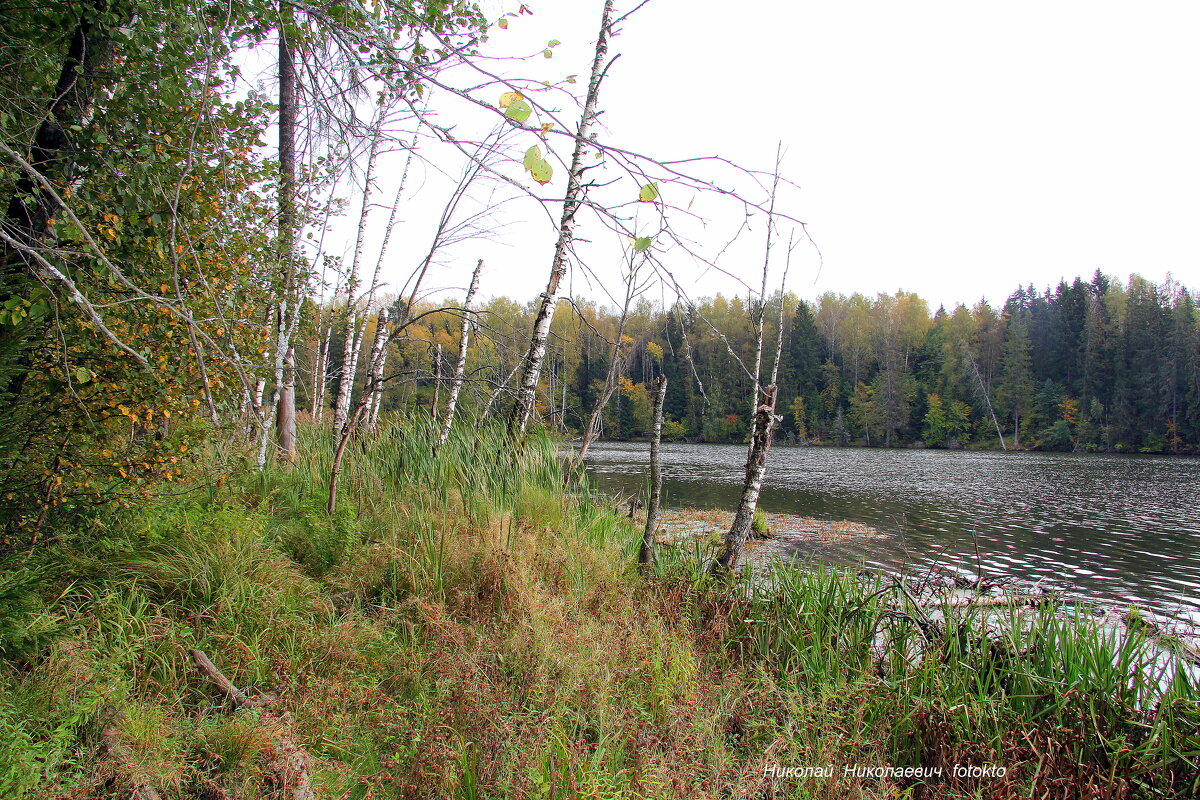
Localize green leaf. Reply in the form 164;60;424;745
524;145;541;170
505;98;532;123
565;74;577;84
638;182;659;203
497;17;508;28
547;39;561;47
543;49;553;58
633;237;652;253
73;367;92;384
530;158;553;185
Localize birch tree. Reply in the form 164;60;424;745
436;259;484;447
510;0;615;435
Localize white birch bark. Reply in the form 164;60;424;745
715;386;779;572
639;374;668;568
431;343;442;422
331;126;383;436
511;0;615;435
436;259;483;447
332;306;357;434
362;308;389;430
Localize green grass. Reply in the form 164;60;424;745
0;415;1196;798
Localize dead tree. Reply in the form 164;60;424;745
362;308;390;430
640;374;667;568
436;258;484;447
573;257;647;468
510;0;615;435
715;386;779;572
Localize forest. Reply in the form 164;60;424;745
322;270;1200;454
2;0;1198;797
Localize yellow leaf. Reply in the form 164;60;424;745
499;91;524;108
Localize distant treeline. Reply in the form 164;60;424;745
314;271;1199;454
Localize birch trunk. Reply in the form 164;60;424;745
437;259;483;447
967;350;1007;450
363;308;389;430
332;307;357;434
329;308;391;513
640;375;668;568
715;386;779;573
331;127;383;435
310;325;326;419
511;0;614;435
431;343;442;422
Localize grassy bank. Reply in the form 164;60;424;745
1;419;1197;799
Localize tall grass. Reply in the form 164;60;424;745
0;415;1196;798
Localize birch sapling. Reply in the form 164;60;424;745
640;374;667;568
332;306;358;433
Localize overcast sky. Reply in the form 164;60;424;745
328;1;1200;311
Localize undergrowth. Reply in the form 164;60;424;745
0;415;1196;798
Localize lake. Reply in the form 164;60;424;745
583;442;1200;624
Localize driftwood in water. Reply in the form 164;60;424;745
893;593;1057;610
189;649;316;800
640;375;667;568
1122;611;1200;667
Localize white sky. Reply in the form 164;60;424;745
319;1;1200;311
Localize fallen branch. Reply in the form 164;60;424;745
189;649;316;800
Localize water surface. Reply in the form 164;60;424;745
584;443;1200;623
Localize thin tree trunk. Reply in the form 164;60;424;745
437;259;483;447
967;350;1006;450
329;308;392;513
481;362;521;421
511;0;615;435
331;125;384;435
431;343;442;421
715;386;779;573
310;325;326;419
575;267;639;467
640;375;668;568
362;308;389;430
